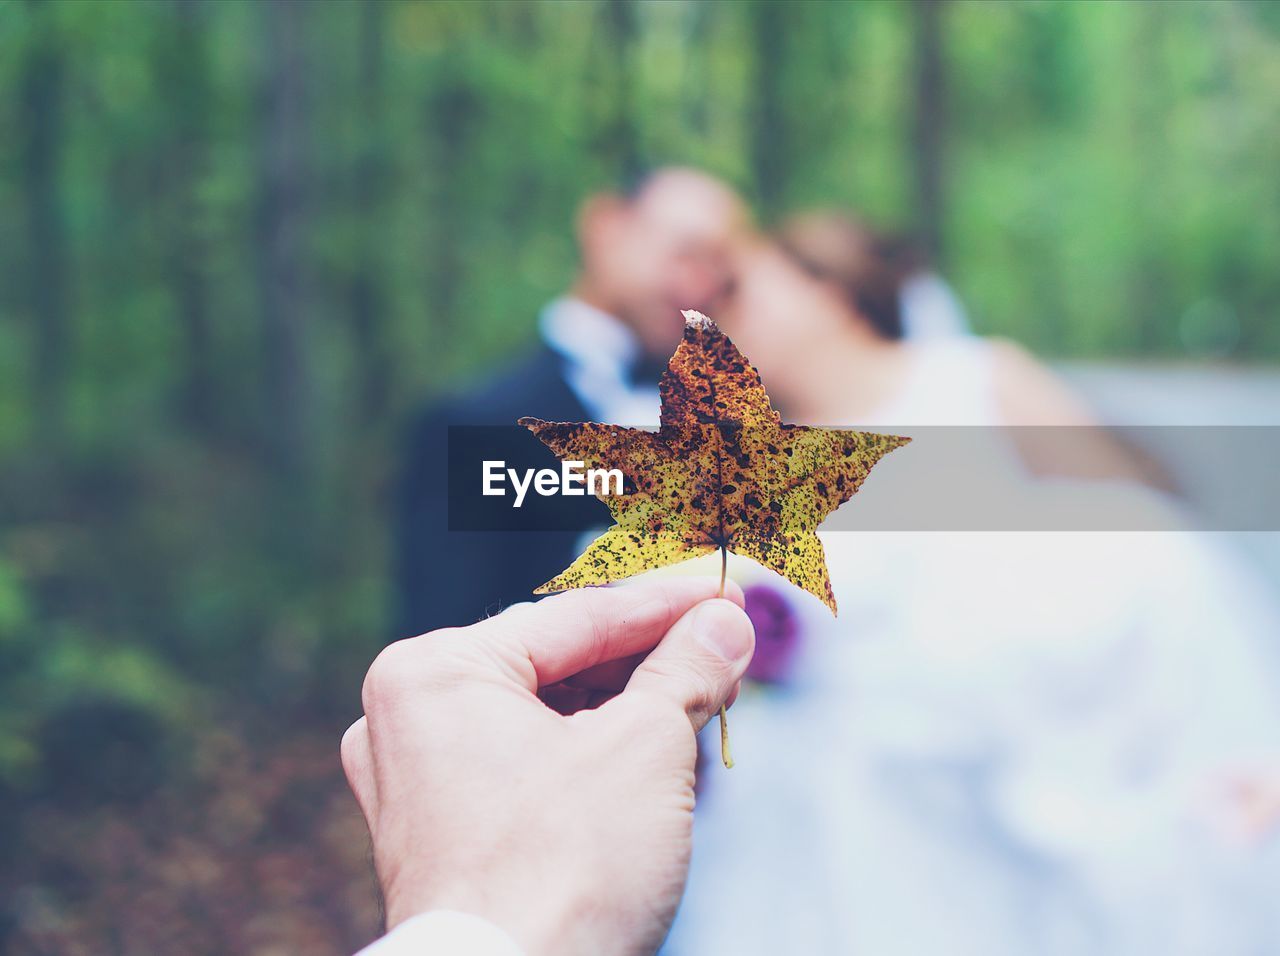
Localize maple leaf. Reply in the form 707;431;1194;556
520;311;909;615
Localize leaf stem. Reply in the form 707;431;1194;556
717;545;733;769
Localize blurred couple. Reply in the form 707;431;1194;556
396;167;1280;954
398;167;1129;634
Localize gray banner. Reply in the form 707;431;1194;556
446;425;1280;532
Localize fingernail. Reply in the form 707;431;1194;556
693;601;753;662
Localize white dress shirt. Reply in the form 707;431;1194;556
357;910;524;956
539;296;661;427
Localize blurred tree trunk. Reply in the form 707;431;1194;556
19;0;70;450
506;0;540;48
1020;4;1073;351
165;0;217;434
1129;1;1172;353
423;68;475;380
592;0;642;184
911;0;947;263
348;0;390;426
750;0;788;222
257;0;312;480
681;2;712;137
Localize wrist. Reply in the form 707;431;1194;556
384;872;595;956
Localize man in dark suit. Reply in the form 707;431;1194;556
396;168;748;636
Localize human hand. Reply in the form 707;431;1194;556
341;578;755;956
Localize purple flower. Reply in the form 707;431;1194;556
743;584;802;685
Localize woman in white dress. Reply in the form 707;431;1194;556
664;215;1280;955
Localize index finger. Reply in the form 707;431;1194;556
470;576;745;692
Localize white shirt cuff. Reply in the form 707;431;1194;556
355;910;526;956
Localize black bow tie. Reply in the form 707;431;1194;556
627;353;668;389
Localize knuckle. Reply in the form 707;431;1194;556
361;630;472;714
652;698;696;738
622;694;696;757
362;639;429;712
622;685;689;733
339;718;367;778
643;658;718;714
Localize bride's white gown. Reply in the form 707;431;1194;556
665;339;1280;955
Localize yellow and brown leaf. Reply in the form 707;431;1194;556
519;311;909;614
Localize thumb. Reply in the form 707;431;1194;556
623;598;755;731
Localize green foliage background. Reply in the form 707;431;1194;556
0;4;1278;943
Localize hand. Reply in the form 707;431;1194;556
341;578;755;956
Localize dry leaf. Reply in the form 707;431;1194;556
520;310;909;615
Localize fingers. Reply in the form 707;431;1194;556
340;717;378;823
471;576;745;692
621;598;755;731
